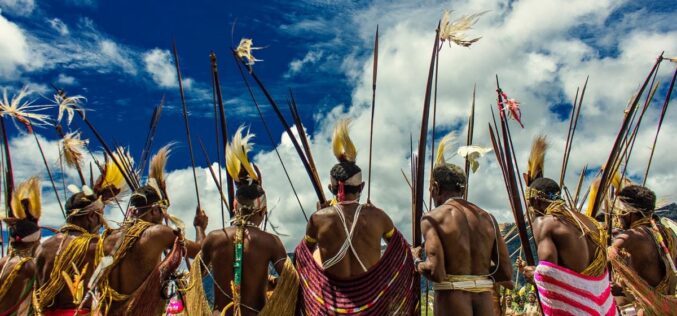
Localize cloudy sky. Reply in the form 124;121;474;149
0;0;676;250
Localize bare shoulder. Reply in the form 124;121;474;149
36;234;64;256
362;203;392;221
205;229;231;248
19;259;36;278
532;215;559;236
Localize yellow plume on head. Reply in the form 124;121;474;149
94;147;130;200
434;132;456;167
585;177;600;217
11;176;41;220
226;126;258;183
149;144;172;197
332;119;357;163
526;135;547;186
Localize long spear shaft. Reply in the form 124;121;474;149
644;66;677;185
210;53;234;216
495;76;535;265
234;61;308;223
0;118;14;217
591;53;663;218
413;24;440;247
620;80;660;180
197;139;231;209
464;84;476;199
209;57;225;230
560;77;587;188
31;130;66;218
172;43;201;210
234;52;326;204
367;25;379;204
288;92;323;201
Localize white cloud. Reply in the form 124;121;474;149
64;0;96;8
0;13;31;79
2;1;676;253
142;48;179;88
98;39;136;75
0;0;35;16
47;18;69;36
285;50;324;78
56;73;77;86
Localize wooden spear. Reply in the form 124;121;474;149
367;25;379;204
644;66;677;185
464;84;476;199
210;52;235;217
172;43;201;210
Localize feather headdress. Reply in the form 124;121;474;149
226;126;259;184
526;135;547;186
457;145;492;173
434;132;456;167
439;10;487;48
332;119;357;163
11;177;41;221
235;38;263;66
53;92;86;126
148;144;172;200
0;86;53;132
94;147;130;202
62;132;88;168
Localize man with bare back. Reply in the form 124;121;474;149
412;137;512;316
295;119;417;315
201;127;295;316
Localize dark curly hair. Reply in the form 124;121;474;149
65;192;98;214
529;177;561;200
432;163;466;193
130;185;162;208
618;185;656;212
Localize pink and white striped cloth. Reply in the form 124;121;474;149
534;261;617;316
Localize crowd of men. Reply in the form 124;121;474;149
0;117;674;316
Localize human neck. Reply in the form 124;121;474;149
10;244;34;257
435;192;462;207
66;219;96;233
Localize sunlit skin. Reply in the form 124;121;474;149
202;205;288;316
412;180;512;316
518;197;601;281
0;241;38;314
610;211;677;307
35;205;105;311
304;181;395;279
102;204;207;315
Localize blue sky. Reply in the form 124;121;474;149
1;0;677;249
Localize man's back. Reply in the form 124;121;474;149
613;224;676;294
309;203;394;278
202;227;286;316
533;211;600;274
422;199;508;315
0;255;35;314
35;232;99;309
102;222;175;313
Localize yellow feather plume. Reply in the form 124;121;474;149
149;144;172;196
62;132;88;168
94;147;130;199
332;119;357;163
526;135;547;186
434;132;456;167
11;177;41;220
226;126;258;183
585;177;600;217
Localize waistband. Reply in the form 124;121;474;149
432;275;494;293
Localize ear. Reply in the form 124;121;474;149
328;184;336;194
358;182;365;192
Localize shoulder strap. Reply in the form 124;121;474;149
322;204;368;272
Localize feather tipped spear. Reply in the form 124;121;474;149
464;84;476;199
51;87;136;190
644;66;677;185
234;61;308;223
233;42;326;204
137;97;164;179
0;87;66;218
172;43;201;211
210;52;235;217
367;25;379;204
413;23;440;248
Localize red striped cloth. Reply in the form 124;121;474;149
294;230;418;315
534;261;617;316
